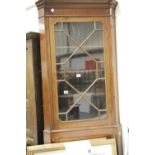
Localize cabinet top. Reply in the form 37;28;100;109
36;0;117;10
26;32;39;40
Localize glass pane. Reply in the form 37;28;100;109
64;49;96;92
86;79;106;111
55;31;77;63
96;22;103;30
58;81;79;113
82;30;104;61
63;22;94;44
68;105;80;120
54;21;106;121
56;64;65;80
98;62;105;78
68;98;98;121
91;94;106;110
55;22;62;31
59;114;66;121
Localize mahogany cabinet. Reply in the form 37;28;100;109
26;32;44;145
36;0;123;154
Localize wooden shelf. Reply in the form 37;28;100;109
56;48;103;60
59;93;106;98
57;69;104;73
56;46;103;49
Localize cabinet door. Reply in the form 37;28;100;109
49;17;112;129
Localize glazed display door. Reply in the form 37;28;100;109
49;18;113;129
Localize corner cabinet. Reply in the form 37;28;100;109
36;0;123;155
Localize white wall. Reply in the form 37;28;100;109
25;0;155;155
116;0;155;155
26;0;39;32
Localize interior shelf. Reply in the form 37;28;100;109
56;48;103;59
59;92;106;98
56;46;103;49
57;69;104;73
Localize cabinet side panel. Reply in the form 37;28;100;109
39;17;53;143
26;39;38;145
110;13;120;125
